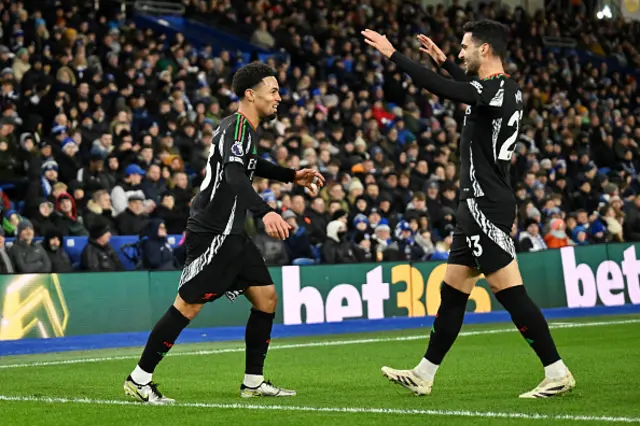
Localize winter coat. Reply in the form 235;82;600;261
116;208;149;236
9;240;52;273
140;219;176;270
80;239;124;271
42;229;73;273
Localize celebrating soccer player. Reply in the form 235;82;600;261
124;62;325;403
362;20;575;398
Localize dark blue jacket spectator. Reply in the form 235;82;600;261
140;219;176;270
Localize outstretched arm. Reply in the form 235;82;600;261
363;29;477;104
390;51;478;104
441;58;470;82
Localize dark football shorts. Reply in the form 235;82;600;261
177;231;273;304
448;197;517;275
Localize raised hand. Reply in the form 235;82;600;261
417;34;446;66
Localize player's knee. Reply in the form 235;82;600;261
173;295;204;320
263;290;278;313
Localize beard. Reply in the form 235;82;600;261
464;56;480;75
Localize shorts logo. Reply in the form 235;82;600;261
231;141;244;156
202;292;217;301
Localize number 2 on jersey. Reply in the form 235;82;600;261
497;110;523;161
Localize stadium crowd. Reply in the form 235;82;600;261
0;0;639;274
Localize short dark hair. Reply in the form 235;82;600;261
462;20;509;59
232;62;276;99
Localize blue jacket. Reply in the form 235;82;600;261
140;219;175;270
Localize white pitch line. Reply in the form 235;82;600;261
0;394;638;423
0;318;638;370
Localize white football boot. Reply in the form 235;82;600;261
240;380;297;398
519;371;576;398
381;366;433;396
124;376;175;404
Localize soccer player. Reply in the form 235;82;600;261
124;62;325;404
362;21;575;398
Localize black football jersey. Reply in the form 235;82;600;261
458;75;524;204
186;112;259;235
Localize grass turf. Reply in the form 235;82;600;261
0;315;639;426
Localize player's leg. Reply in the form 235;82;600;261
467;198;574;397
124;294;203;404
124;232;233;404
484;260;575;398
236;241;295;397
382;226;480;395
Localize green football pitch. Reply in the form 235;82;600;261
0;315;639;426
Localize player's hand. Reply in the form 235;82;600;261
262;211;292;240
294;169;325;197
417;34;446;66
361;29;396;59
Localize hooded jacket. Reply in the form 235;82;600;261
322;220;357;264
140;219;176;270
54;192;89;236
43;229;73;272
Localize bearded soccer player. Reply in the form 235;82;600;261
362;20;575;398
124;62;325;403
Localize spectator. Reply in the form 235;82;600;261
322;220;357;264
393;221;426;261
81;225;124;272
111;164;148;215
282;210;314;264
599;205;624;242
519;219;548;252
31;199;57;236
76;151;116;197
353;233;374;262
42;229;73;273
141;164;168;204
544;219;573;249
84;190;119;235
169;171;192;220
572;226;590;245
54;192;88;236
116;194;150;236
415;229;436;259
140;219;176;270
0;228;14;274
153;192;185;235
623;195;640;241
9;220;51;273
254;230;289;266
2;209;23;238
25;159;59;216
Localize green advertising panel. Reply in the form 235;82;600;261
1;243;639;340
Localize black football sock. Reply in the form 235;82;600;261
495;285;561;366
245;308;275;376
424;282;470;365
137;305;191;375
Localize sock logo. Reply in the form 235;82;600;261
163;341;174;349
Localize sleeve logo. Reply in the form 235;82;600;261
470;81;483;94
231;141;244;156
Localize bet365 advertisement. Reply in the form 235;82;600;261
1;243;639;340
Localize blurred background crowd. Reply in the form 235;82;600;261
0;0;639;274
